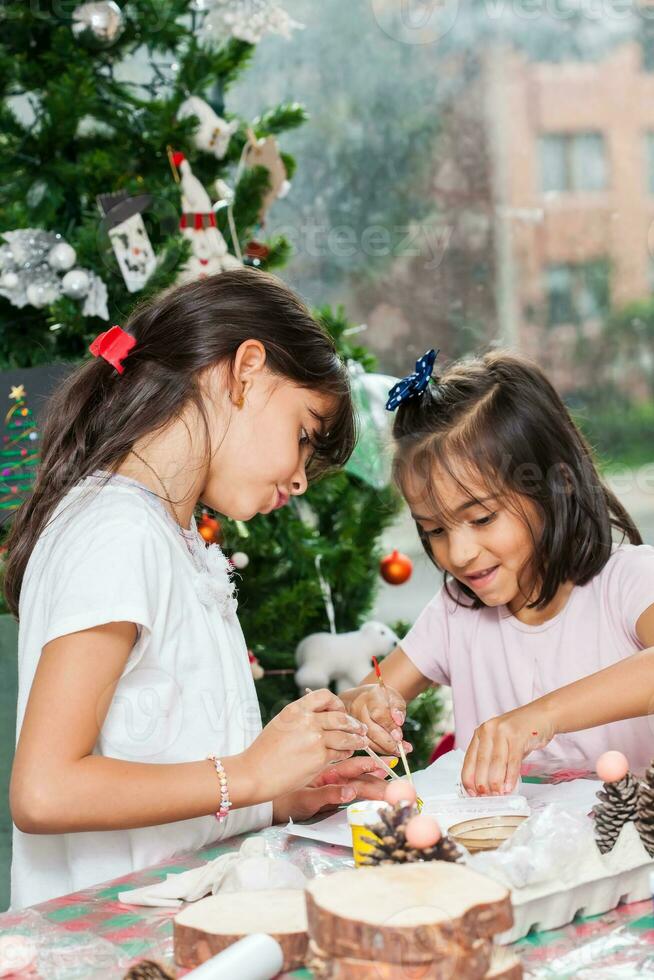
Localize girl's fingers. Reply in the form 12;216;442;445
472;732;494;795
344;776;387;802
362;711;401;754
461;735;479;796
324;731;369;753
369;703;404;743
504;744;525;795
313;756;377;785
317;711;367;734
487;737;510;795
303;688;346;713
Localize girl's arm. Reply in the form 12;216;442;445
340;646;433;755
462;604;654;796
10;622;370;834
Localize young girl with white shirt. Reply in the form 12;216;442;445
342;349;654;797
6;269;388;908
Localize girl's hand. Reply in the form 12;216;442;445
244;689;370;802
344;684;412;756
271;755;391;824
461;704;557;796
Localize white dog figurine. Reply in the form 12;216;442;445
295;621;399;694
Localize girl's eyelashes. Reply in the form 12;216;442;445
422;511;498;538
300;427;316;449
473;511;497;528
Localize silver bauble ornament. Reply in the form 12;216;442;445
48;242;77;272
72;1;124;49
0;246;12;270
0;271;18;289
62;268;90;298
26;281;59;308
231;551;250;570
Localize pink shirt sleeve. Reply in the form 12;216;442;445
606;544;654;648
401;586;451;685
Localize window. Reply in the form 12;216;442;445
539;133;607;192
545;260;610;326
646;133;654;194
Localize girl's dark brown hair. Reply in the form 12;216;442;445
4;268;355;618
392;349;641;610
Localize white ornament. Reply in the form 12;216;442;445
199;0;303;47
214;178;234;203
47;242;77;271
82;271;110;320
243;130;289;222
97;191;157;293
177;97;239;160
295;621;399;695
61;268;90;299
108;213;156;293
26;281;59;308
174;155;241;285
72;0;124;48
231;551;249;569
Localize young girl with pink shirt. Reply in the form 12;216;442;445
343;349;654;795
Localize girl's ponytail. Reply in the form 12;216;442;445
4;269;355;618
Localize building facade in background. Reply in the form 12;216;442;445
358;40;654;399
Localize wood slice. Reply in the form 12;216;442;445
486;946;523;980
173;889;307;971
307;937;492;979
306;863;512;964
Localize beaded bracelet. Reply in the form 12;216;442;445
206;754;232;822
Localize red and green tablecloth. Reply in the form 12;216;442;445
0;823;653;979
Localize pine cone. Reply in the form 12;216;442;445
636;762;654;857
592;772;639;854
123;961;176;980
359;801;461;866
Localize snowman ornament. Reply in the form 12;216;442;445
172;151;241;285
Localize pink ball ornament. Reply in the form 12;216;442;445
405;814;442;850
384;778;417;807
596;750;629;783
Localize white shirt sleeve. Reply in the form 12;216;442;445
38;505;165;651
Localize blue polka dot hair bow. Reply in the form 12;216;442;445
385;348;439;411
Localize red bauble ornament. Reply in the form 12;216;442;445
380;549;413;585
246;240;270;261
198;513;223;545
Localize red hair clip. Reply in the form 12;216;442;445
89;325;136;374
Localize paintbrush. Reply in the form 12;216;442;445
371;657;417;790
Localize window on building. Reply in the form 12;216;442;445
545;260;610;326
539;133;607;192
646;133;654;195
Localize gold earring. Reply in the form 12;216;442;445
235;394;245;409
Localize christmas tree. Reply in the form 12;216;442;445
0;386;39;515
0;2;437;737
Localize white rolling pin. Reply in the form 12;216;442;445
184;934;284;978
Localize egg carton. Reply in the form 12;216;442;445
495;823;654;944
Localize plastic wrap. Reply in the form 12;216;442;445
0;909;130;979
467;806;595;889
519;919;654;978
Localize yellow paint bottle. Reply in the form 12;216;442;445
346;801;390;867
